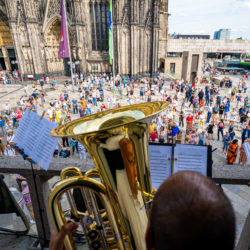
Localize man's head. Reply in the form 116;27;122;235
146;171;235;250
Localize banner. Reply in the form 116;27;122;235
109;0;113;64
58;0;70;59
243;142;250;164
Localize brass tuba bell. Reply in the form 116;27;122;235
49;101;168;249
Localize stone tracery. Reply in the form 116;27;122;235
0;0;168;76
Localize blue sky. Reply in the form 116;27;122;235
168;0;250;39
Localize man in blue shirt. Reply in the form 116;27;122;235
224;103;229;120
172;122;179;143
0;116;5;136
64;92;69;101
72;98;78;114
206;104;212;123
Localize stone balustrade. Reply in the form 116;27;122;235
0;156;249;249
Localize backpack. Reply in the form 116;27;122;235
60;150;70;158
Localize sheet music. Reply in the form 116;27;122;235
32;120;59;170
243;142;250;164
173;144;208;176
13;111;59;170
148;145;172;189
13;110;34;149
22;112;44;157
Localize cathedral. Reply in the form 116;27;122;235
0;0;168;77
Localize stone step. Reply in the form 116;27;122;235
222;185;250;245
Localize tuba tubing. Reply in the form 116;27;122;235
48;175;127;250
48;101;169;249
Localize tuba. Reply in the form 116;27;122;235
49;101;168;250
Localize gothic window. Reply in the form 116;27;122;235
90;1;109;51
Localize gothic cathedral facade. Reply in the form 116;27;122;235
0;0;168;76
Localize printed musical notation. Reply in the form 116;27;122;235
13;110;59;170
173;144;208;176
148;145;172;189
148;143;210;189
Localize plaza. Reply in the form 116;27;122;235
0;0;250;249
0;68;250;249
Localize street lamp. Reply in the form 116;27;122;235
67;60;80;91
11;60;25;85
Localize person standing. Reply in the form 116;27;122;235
186;114;193;131
107;96;111;109
172;122;179;143
40;93;45;108
47;107;53;121
241;124;249;144
224;103;229;120
206;104;212;124
78;142;87;160
55;108;62;124
207;122;214;140
79;106;86;117
227;139;239;165
20;181;35;223
92;90;97;106
101;103;106;112
228;121;235;141
87;102;92;115
52;78;57;89
179;108;185;128
198;89;204;104
205;89;210;106
198;130;208;145
150;127;158;142
217;119;225;141
69;137;78;155
239;140;248;165
230;108;237;123
40;78;44;90
199;111;205;128
212;105;219;124
219;104;225;120
3;102;10;115
0;116;5;136
222;132;231;153
72;98;78;114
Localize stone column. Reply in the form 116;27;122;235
8;22;26;74
181;51;190;82
71;0;88;74
1;47;11;70
25;22;44;75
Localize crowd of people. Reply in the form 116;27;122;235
0;73;167;159
148;73;249;165
0;64;249;166
0;69;21;84
0;62;249;233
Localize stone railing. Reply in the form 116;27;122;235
0;156;94;247
0;156;249;249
